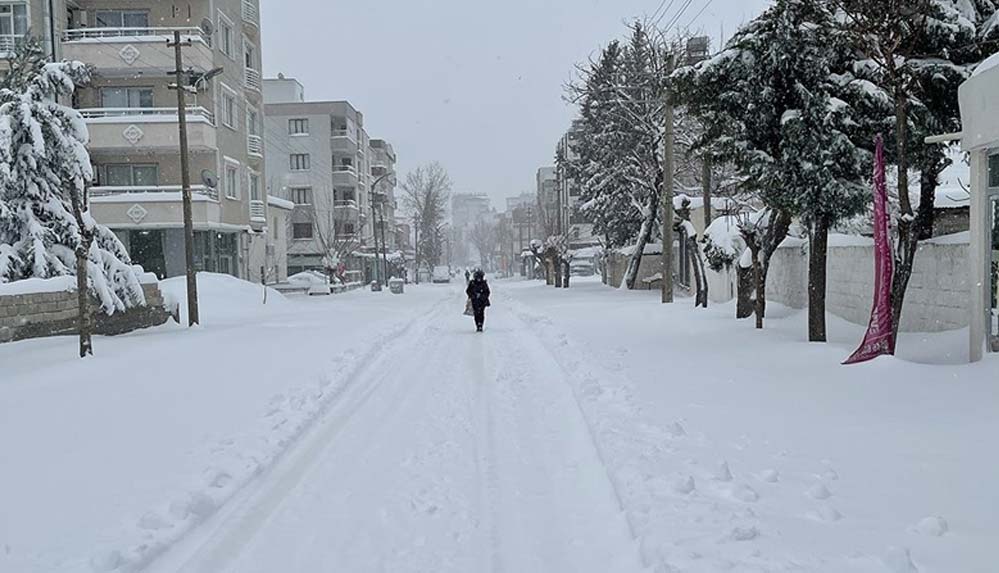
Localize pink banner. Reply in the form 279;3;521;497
844;135;895;365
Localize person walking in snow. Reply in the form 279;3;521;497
465;269;490;332
465;269;471;284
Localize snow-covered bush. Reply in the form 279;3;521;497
702;215;746;272
0;47;145;313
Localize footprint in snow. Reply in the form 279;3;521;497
732;484;759;503
807;483;833;500
883;546;919;572
715;460;733;482
911;516;948;537
807;505;843;522
758;469;780;483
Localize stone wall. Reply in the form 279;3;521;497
766;236;970;333
0;283;177;344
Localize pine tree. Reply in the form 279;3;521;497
0;47;146;356
674;0;868;336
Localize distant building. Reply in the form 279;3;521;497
556;121;600;250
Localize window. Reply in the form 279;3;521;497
104;164;158;187
221;90;236;128
218;14;234;57
244;39;257;70
249;172;261;201
0;4;28;36
989;154;999;189
292;223;313;239
289;118;309;135
290;187;312;205
94;9;148;28
247;106;260;136
101;87;153;109
290;154;310;171
225;165;239;199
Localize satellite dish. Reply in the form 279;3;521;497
199;18;215;37
201;169;218;189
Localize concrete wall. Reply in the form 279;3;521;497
765;238;970;333
0;283;175;344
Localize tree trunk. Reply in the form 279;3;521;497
75;240;93;358
688;237;708;308
702;157;712;230
736;265;755;319
555;254;563;288
807;217;830;342
563;259;570;288
751;245;764;329
622;193;659;290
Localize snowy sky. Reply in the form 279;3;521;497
260;0;771;210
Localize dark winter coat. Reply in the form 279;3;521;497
466;279;491;309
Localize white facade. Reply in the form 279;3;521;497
958;56;999;361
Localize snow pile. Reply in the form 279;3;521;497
0;275;77;296
161;273;289;324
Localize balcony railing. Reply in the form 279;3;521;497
0;34;22;54
79;106;216;125
247;134;263;157
89;184;218;201
64;27;209;45
331;128;357;141
333;200;359;209
244;68;262;92
333;164;357;174
250;199;266;221
242;0;260;25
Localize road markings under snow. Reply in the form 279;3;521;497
146;288;645;573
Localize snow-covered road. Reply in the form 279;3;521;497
149;287;644;573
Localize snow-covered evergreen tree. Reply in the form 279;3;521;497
0;54;146;316
674;0;868;337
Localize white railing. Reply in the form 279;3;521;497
250;199;266;221
334;200;359;209
244;68;262;92
79;106;216;125
64;27;209;44
333;164;357;174
242;0;260;24
89;184;218;200
247;134;263;156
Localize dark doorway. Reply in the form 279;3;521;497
129;230;166;279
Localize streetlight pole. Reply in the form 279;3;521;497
370;172;394;286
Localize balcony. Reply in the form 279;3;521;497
242;0;260;29
244;68;262;93
332;165;358;187
331;128;358;153
250;199;266;226
62;28;213;76
89;184;218;201
80;107;217;152
247;134;263;158
333;200;360;221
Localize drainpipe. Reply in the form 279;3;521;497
47;0;57;62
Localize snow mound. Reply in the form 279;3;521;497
673;475;696;494
808;483;833;500
912;516;948;537
161;273;289;325
883;546;919;572
759;469;780;483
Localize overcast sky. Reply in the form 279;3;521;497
261;0;771;210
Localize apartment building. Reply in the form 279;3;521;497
556;121;600;249
264;75;396;277
52;0;274;281
0;0;64;66
535;166;560;239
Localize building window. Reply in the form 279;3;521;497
0;4;29;37
100;87;153;109
94;9;148;28
290;187;312;205
249;172;261;201
218;13;234;57
103;164;158;187
292;223;313;239
289;118;309;135
989;153;999;189
221;90;236;128
225;165;239;199
290;154;310;171
247;106;260;136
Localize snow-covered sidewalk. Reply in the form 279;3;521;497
506;276;999;572
0;275;451;572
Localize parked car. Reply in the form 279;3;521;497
432;265;452;283
570;260;596;277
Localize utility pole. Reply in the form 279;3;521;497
168;30;200;325
414;216;420;284
661;53;676;305
379;206;389;283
